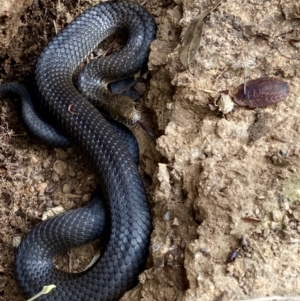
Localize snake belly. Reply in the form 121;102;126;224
14;1;156;300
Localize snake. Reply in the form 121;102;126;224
0;1;156;300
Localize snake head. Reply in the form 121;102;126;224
107;94;141;126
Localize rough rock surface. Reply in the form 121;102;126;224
0;0;300;301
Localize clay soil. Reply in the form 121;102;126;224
1;0;300;301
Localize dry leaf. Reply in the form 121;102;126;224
179;0;222;68
179;18;203;67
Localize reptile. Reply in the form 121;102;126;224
0;1;156;300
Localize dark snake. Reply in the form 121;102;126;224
0;1;156;300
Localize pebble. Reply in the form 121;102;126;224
29;154;39;164
12;236;22;248
172;217;180;226
37;182;48;196
52;173;60;182
62;183;71;193
43;157;52;169
293;210;300;221
270;221;282;231
53;160;68;177
164;211;170;221
42;206;65;220
82;194;91;202
272;210;283;222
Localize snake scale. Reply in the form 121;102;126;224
2;1;156;300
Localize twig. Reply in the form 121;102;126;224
52;19;58;35
215;66;229;79
236;296;300;301
251;238;266;263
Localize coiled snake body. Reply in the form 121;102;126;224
9;1;156;300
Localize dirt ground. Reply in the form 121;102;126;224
1;0;300;300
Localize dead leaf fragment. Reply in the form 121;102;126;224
179;18;203;67
179;0;222;68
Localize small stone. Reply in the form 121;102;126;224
290;237;299;244
272;210;283;222
26;209;41;220
293;210;300;221
43;157;52;169
164;211;170;221
270;221;283;231
29;154;39;164
241;236;249;247
66;12;73;23
37;182;48;196
216;118;233;139
282;215;290;226
52;173;60;182
172;217;179;226
62;184;71;193
12;236;22;248
82;194;91;202
42;206;65;220
53;160;67;177
61;200;75;210
166;102;173;109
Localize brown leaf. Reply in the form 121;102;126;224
179;18;203;67
179;0;222;68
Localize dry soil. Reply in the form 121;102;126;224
0;0;300;301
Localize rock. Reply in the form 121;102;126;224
12;236;21;248
53;160;67;178
37;182;48;196
62;183;71;193
272;210;283;222
42;206;65;220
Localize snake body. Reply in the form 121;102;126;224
11;1;156;300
